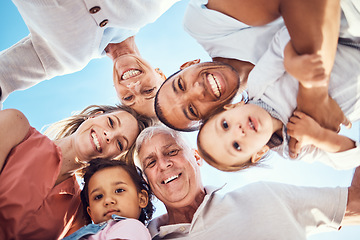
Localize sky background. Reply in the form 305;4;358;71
1;1;360;239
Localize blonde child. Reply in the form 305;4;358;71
63;158;154;239
196;27;360;172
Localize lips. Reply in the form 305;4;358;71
91;130;102;153
162;173;182;184
104;209;119;217
248;117;258;132
121;69;142;80
206;73;222;98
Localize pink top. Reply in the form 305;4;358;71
87;218;151;240
0;127;81;240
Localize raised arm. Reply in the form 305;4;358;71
343;167;360;225
0;109;30;172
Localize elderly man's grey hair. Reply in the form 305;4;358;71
135;124;189;156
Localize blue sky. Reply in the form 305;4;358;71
1;1;360;239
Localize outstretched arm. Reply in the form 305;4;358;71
0;109;30;172
343;167;360;225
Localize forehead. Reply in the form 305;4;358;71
139;133;180;154
89;166;134;187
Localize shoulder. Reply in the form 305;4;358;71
0;109;30;144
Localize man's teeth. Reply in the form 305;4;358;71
121;69;141;80
163;174;179;184
207;74;221;98
91;132;101;151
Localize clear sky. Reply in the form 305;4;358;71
1;1;360;239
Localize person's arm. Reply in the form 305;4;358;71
343;167;360;225
0;109;30;172
287;111;355;153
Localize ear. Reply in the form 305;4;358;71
223;101;245;110
251;145;269;163
87;206;93;219
138;190;149;208
180;59;201;70
193;149;203;167
155;68;167;81
89;110;104;119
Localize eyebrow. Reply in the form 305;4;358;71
171;78;178;94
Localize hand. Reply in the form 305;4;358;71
287;111;323;145
284;42;327;88
296;85;351;132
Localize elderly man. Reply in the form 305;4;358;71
135;125;360;239
0;0;176;116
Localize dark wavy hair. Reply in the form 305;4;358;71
80;158;155;225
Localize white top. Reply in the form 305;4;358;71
183;0;284;65
248;27;360;169
148;183;347;239
183;0;359;64
0;0;179;103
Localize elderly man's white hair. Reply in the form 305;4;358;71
135;124;190;153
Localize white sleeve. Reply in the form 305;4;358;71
297;142;360;170
247;27;291;99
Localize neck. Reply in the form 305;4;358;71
271;115;283;135
105;36;140;60
212;57;254;91
54;137;84;186
165;188;206;225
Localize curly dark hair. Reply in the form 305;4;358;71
80;158;155;225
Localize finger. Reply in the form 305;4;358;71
293;111;306;119
288;137;299;159
341;117;352;129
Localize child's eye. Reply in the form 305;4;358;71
108;117;114;128
115;188;124;194
94;194;103;200
233;142;241;151
143;88;155;94
222;120;229;129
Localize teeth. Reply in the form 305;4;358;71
163;174;179;184
91;132;101;151
207;74;221;98
249;118;255;131
122;69;141;80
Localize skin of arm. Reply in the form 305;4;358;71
287;111;356;153
343;166;360;225
0;109;30;173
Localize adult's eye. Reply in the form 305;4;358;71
178;78;185;91
143;88;155;94
168;149;179;156
233;142;241;151
108;117;114;128
146;160;156;168
123;95;134;101
117;140;124;152
189;105;199;118
222;120;229;129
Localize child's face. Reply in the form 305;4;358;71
198;103;273;169
87;166;148;224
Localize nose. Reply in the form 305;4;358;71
126;81;141;94
186;82;205;100
234;124;245;136
104;130;115;143
104;196;116;206
158;157;173;171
